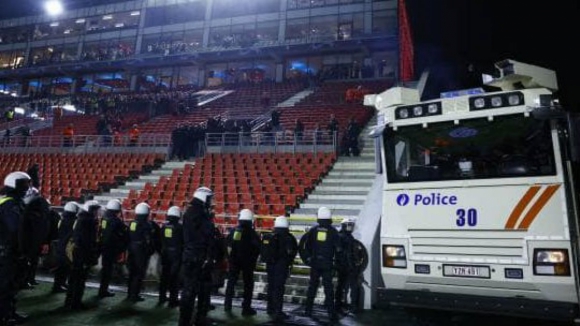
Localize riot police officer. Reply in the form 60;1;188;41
302;207;341;320
335;218;362;314
0;171;31;326
263;216;298;321
127;202;160;302
20;187;51;289
159;206;183;307
98;199;128;298
52;201;79;293
224;209;261;316
179;187;216;326
65;200;101;310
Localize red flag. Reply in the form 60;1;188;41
399;0;415;82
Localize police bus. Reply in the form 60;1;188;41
366;59;580;321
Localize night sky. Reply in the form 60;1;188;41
1;0;578;108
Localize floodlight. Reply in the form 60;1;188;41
45;0;64;16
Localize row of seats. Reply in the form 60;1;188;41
0;153;165;207
122;152;336;218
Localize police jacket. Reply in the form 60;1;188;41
57;212;77;256
182;200;215;263
20;196;51;259
100;211;129;254
0;193;24;259
128;215;160;256
47;210;61;244
72;211;99;262
337;230;356;270
271;228;298;265
161;216;183;255
227;221;261;265
303;221;340;269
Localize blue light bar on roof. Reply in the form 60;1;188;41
440;88;485;99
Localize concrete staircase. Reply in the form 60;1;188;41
245;113;379;305
92;160;195;207
290;115;377;223
276;89;315;108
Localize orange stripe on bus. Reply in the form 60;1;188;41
516;185;560;230
504;186;541;229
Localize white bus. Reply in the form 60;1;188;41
366;59;580;321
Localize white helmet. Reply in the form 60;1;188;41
274;216;289;228
64;201;80;213
106;199;122;212
341;218;355;232
239;209;254;221
317;207;332;220
193;186;214;204
83;200;101;212
135;202;150;215
167;206;181;218
3;171;31;189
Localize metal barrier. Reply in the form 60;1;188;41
0;133;171;154
205;130;337;154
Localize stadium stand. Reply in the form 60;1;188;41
0;153;165;206
122;152;336;224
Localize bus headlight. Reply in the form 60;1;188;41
508;94;521;105
398;108;409;119
533;249;570;276
383;245;407;268
473;98;486;109
491;96;503;107
413;106;423;116
427;103;439;114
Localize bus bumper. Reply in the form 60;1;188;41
377;288;578;321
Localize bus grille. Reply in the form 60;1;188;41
408;230;527;264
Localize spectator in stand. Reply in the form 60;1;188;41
327;114;339;138
54;106;63;120
261;91;271;108
18;125;31;147
271;109;281;132
129;124;140;147
345;118;360;156
4;108;15;121
313;123;323;144
294;119;304;143
63;123;74;147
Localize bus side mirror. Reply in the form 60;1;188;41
568;115;580;162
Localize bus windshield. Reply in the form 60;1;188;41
383;114;557;183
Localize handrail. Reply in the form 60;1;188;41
0;133;171;154
205;130;338;154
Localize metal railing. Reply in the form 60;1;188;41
0;133;171;154
205;130;337;154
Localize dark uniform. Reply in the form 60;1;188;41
263;228;298;320
0;196;25;325
127;215;160;302
159;215;183;306
53;208;78;292
179;199;215;326
0;173;30;326
302;219;341;320
64;206;100;310
224;220;261;315
20;194;51;288
335;226;363;313
98;210;128;298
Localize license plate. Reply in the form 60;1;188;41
443;265;490;279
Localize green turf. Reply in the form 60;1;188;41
15;282;273;326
